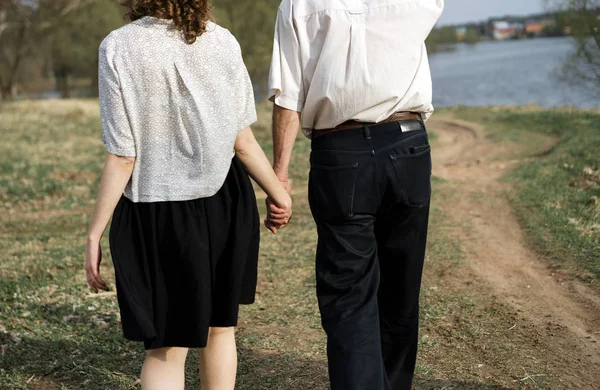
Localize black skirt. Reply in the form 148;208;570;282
109;156;260;350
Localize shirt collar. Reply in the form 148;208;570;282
134;16;174;27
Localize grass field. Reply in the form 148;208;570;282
0;100;597;389
450;106;600;279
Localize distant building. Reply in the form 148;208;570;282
525;19;554;37
456;26;467;40
490;20;523;40
525;22;544;34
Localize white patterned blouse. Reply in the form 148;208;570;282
99;16;257;202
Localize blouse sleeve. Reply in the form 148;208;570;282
267;4;305;113
98;37;136;157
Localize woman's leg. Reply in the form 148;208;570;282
141;347;189;390
199;327;237;390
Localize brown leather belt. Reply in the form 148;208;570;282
312;111;422;139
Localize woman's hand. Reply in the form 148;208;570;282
265;194;292;234
234;127;294;234
85;238;109;293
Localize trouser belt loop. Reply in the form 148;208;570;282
363;124;372;140
416;112;425;128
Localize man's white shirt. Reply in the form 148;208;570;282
268;0;444;137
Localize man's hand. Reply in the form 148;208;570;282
265;178;292;234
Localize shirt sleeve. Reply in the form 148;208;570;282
233;43;258;132
267;5;305;112
98;37;136;157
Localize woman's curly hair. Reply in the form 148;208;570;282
128;0;212;44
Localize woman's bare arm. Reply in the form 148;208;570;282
235;127;292;233
85;153;135;292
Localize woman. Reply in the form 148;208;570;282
84;0;292;388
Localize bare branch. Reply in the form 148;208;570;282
60;0;99;16
0;10;8;37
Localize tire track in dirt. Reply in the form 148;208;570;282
427;116;600;388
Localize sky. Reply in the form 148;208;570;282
437;0;551;26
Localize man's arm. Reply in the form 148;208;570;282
272;104;301;189
265;104;301;233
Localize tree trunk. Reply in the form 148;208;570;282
0;73;7;100
56;74;71;99
0;86;10;100
61;74;70;98
0;72;18;100
224;3;237;36
91;55;99;96
0;24;27;100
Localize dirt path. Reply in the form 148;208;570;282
427;116;600;388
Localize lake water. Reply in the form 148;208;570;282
429;37;599;109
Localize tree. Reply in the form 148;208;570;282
212;0;279;97
425;26;458;53
0;0;121;100
0;0;34;99
556;0;600;98
1;0;279;99
463;28;481;45
543;10;570;37
44;0;123;97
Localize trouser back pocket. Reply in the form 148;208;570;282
309;163;359;221
389;146;432;206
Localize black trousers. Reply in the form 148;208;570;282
309;120;431;390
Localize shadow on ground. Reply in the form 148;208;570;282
414;380;513;390
1;334;328;389
2;327;513;390
1;301;330;389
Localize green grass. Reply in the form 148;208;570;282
449;107;600;279
0;100;574;389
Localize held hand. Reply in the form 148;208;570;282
264;177;293;234
265;194;292;234
85;239;109;293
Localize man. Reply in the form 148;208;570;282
266;1;444;389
